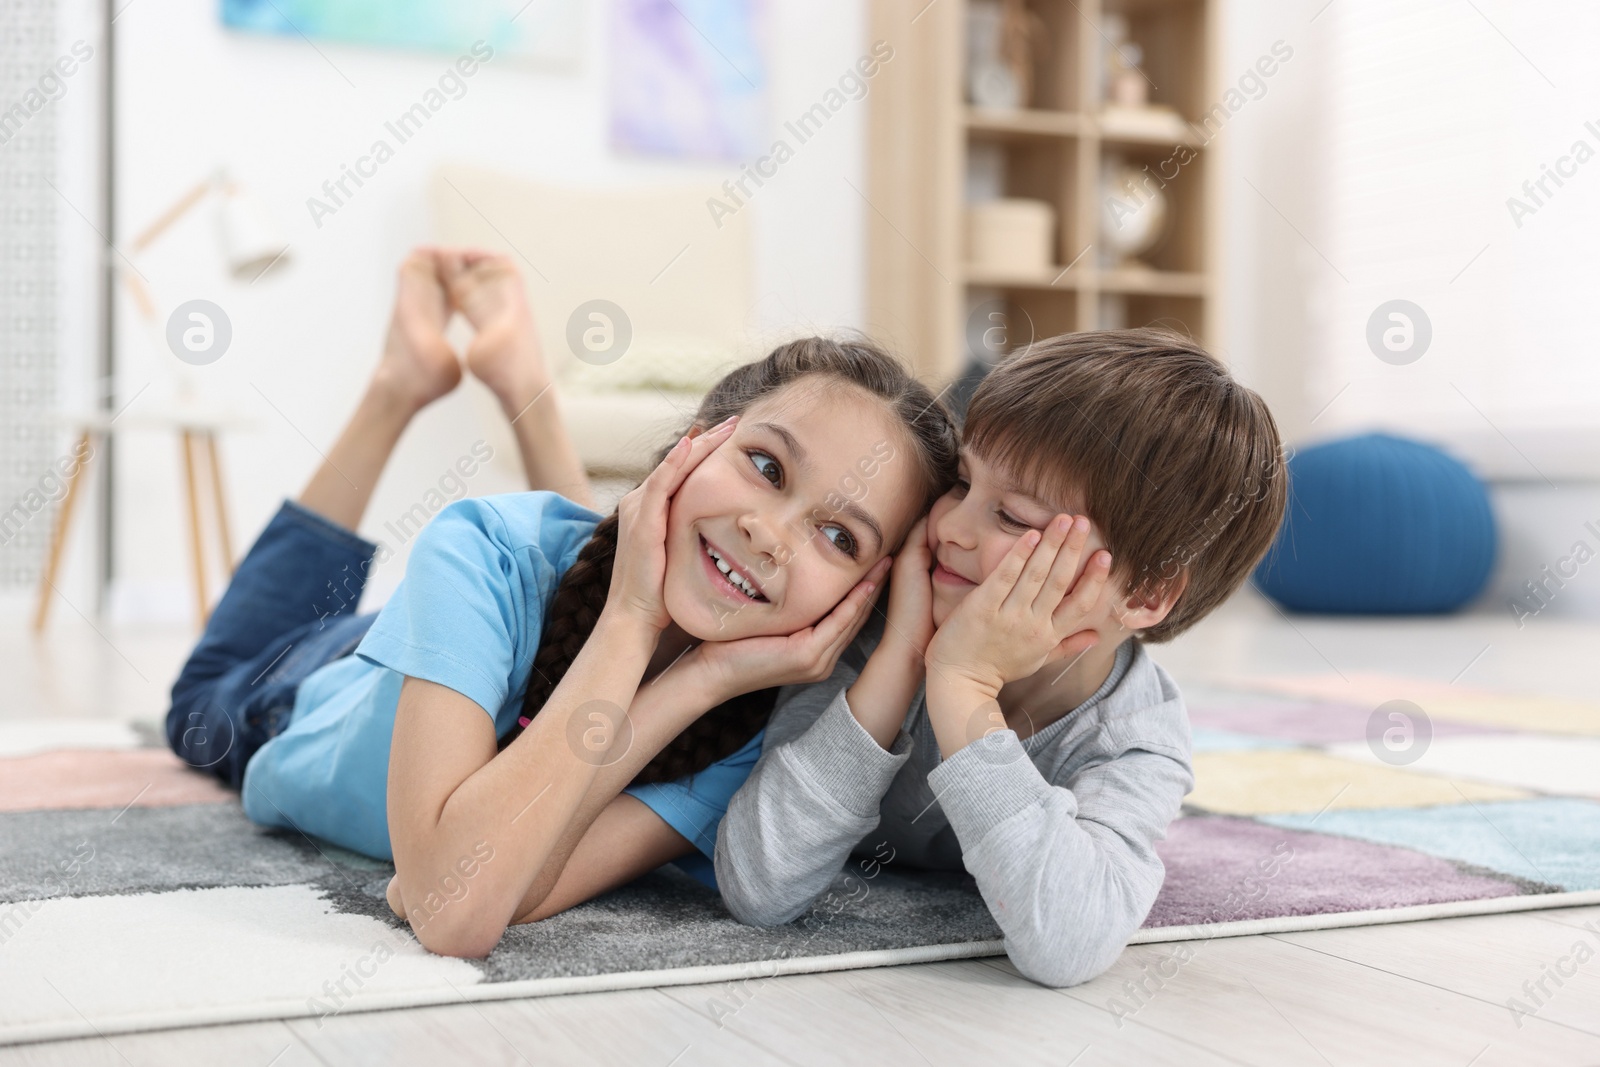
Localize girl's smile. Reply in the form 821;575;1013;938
698;532;769;603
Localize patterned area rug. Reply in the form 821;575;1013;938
3;673;1598;1044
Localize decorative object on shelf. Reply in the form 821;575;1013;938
1102;14;1148;107
1098;157;1168;269
966;198;1056;276
965;0;1044;110
1253;433;1497;615
1096;15;1189;141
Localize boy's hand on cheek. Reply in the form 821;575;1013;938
924;515;1112;701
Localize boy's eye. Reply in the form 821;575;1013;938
820;524;858;558
951;478;969;497
748;450;782;487
997;510;1031;531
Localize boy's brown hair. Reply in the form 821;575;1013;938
962;328;1286;643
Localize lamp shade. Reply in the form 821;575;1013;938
217;184;290;281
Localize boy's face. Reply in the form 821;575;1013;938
926;447;1124;638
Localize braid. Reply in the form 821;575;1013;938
513;511;618;743
500;334;960;787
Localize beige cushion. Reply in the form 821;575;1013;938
431;164;754;475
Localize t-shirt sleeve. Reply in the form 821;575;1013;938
353;498;533;722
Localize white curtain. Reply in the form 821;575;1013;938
0;0;62;588
1312;0;1600;462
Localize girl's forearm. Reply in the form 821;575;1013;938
845;642;924;749
506;662;724;920
406;610;656;953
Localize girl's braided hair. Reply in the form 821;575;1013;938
502;336;959;785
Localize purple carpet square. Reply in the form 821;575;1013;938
1144;814;1534;928
1185;699;1512;747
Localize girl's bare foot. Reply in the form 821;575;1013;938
372;250;463;411
436;248;552;417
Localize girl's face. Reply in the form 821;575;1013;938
662;379;924;642
926;446;1111;629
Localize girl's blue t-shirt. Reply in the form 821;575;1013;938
239;491;762;890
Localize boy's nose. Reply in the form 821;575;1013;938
933;500;979;551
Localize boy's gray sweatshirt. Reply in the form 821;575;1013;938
713;612;1194;988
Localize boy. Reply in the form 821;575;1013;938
712;329;1287;988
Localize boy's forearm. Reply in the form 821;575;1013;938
846;640;924;749
924;741;1189;987
716;683;908;926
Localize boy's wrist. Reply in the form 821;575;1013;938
924;671;1004;757
925;645;1004;703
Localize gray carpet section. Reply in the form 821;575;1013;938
0;804;1001;980
0;804;387;904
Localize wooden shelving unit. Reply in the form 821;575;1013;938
865;0;1220;384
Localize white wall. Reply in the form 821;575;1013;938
110;0;867;622
1215;0;1600;621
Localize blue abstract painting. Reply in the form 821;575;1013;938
220;0;582;66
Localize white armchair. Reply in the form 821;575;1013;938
430;165;754;478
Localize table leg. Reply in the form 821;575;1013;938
203;432;235;576
31;431;95;633
180;430;210;627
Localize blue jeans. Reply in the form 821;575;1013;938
167;499;380;790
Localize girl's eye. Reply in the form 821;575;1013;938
997;510;1031;532
748;450;782;487
951;478;969;497
821;524;858;558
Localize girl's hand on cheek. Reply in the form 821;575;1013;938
604;416;737;633
883;517;935;661
685;557;889;703
925;516;1112;697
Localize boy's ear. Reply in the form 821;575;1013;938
1114;570;1190;633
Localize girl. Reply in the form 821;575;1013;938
166;248;958;958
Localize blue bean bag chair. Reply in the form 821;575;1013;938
1253;433;1496;614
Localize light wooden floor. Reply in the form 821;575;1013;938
3;590;1598;1066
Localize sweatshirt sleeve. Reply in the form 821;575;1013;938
713;653;914;927
925;725;1193;988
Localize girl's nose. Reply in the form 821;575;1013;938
738;509;791;570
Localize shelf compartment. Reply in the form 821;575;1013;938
1098;292;1207;339
1104;0;1211;128
964;285;1085;362
1097;144;1208;274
